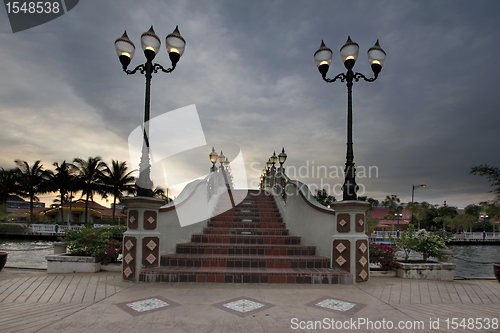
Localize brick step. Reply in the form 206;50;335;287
140;266;352;284
203;227;289;235
161;254;330;268
176;243;316;255
214;207;278;214
206;222;286;229
191;234;301;245
209;217;283;223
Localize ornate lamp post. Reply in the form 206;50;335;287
395;212;402;238
218;151;225;169
480;213;489;239
314;37;386;201
278;148;287;173
411;184;426;228
209;147;218;172
115;26;186;197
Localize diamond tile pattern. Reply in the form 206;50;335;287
359;270;368;280
127;298;168;312
359;256;367;267
123;267;132;278
336;256;346;266
147;216;155;224
146;254;157;265
335;242;346;253
339;219;346;226
125;240;134;251
212;296;275;317
223;299;265;313
359;243;367;253
316;299;356;312
146;240;157;251
116;296;180;317
124;253;133;264
305;296;367;315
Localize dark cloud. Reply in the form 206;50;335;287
0;0;499;207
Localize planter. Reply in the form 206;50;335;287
437;249;453;263
369;269;397;277
53;242;67;255
46;253;101;274
396;261;455;281
0;252;8;271
493;263;500;283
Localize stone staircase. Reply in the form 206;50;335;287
140;190;351;284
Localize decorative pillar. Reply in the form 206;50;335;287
122;197;165;282
330;201;370;284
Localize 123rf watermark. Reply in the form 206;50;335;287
290;317;498;330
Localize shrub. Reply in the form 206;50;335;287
64;227;122;263
369;242;399;270
0;223;26;234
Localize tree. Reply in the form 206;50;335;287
72;157;106;227
101;160;135;224
0;167;19;213
382;194;403;222
152;186;172;204
470;164;500;199
51;161;75;224
14;160;53;224
313;188;336;207
358;196;379;233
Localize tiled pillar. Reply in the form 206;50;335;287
122;197;165;282
330;201;370;284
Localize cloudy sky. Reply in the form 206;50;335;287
1;0;499;209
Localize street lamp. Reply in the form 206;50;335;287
209;147;218;172
115;26;186;197
412;184;426;229
395;212;402;238
278;147;287;172
270;152;278;171
314;37;386;201
218;151;225;169
480;213;489;239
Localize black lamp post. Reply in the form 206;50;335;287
395;212;402;238
278;147;287;173
209;147;218;172
115;26;186;197
314;37;386;201
411;184;426;228
481;213;489;239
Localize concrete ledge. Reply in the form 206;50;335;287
397;261;455;281
46;254;100;274
370;270;397;277
101;262;122;272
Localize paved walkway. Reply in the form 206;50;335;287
0;269;499;332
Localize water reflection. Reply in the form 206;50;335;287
0;240;53;269
450;245;499;278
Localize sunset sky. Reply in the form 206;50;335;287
1;0;499;208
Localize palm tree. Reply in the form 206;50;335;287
0;167;19;213
72;157;106;227
101;160;135;224
14;160;53;224
51;161;74;224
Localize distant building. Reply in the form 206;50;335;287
6;195;45;214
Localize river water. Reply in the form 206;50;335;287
1;240;498;277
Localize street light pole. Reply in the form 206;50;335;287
411;184;426;229
481;213;489;239
314;37;386;201
115;26;186;197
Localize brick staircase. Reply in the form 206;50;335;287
140;189;351;284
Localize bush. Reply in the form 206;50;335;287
0;223;26;234
64;227;122;263
369;242;399;270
